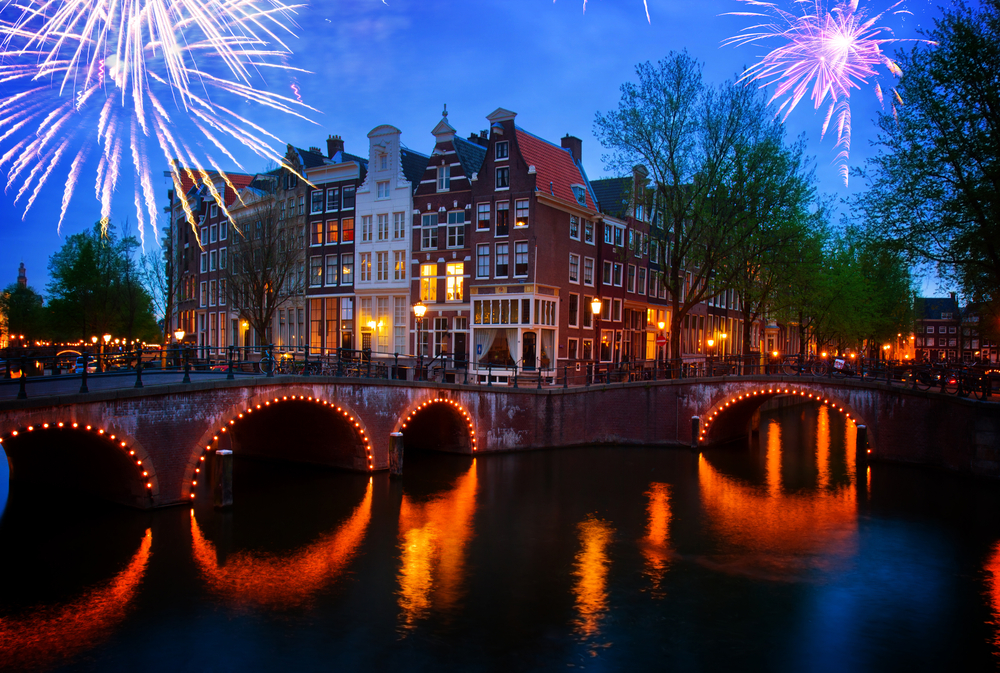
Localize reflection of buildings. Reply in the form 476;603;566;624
0;529;151;670
396;460;478;630
698;415;858;579
572;515;614;639
639;482;672;596
190;481;371;608
984;542;1000;652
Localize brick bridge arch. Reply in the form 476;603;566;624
696;380;867;450
397;396;478;455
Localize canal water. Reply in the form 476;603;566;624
2;403;1000;671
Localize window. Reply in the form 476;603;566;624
604;224;613;244
473;298;522;325
447;211;465;248
614;227;623;247
568;338;578;360
496;201;509;236
209;281;216;306
393;212;406;239
515;199;529;228
326;187;339;212
326;219;338;244
583;339;593;359
583;296;593;328
210;204;218;219
477;244;490;278
603;261;613;285
514;241;528;276
394;250;406;280
495;243;509;277
584;257;595;286
569;215;579;240
311;190;324;214
209;250;217;272
583;219;594;244
421;214;438;250
950;326;957;334
342;186;355;209
477;203;490;230
220;221;227;240
199;281;206;307
298;195;305;215
311;220;323;245
377;181;390;199
200;252;208;273
209;224;217;243
219;279;226;305
309;255;323;286
376;251;389;281
341;254;353;285
612;299;622;322
279;201;286;220
927;326;935;333
380;153;388;171
613;263;623;286
341;217;354;242
377;214;389;241
637;268;647;295
437;166;451;191
495;141;508;160
627;264;636;292
446;262;464;301
219;248;227;270
569;253;580;283
571;185;586;206
359;252;371;282
420;263;437;301
569;294;579;327
361;215;373;242
200;226;208;243
496;166;509;190
325;254;338;285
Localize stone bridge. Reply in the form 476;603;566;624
1;375;998;508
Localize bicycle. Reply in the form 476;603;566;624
782;354;826;376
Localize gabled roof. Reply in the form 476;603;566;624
291;146;328;170
915;296;960;320
514;127;596;211
454;136;486;178
400;147;429;192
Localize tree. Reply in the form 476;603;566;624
0;283;46;340
855;1;1000;304
225;187;303;345
595;52;809;360
46;221;160;341
140;225;185;338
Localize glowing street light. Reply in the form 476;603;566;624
413;301;427;380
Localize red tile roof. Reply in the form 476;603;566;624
515;129;595;211
171;169;253;208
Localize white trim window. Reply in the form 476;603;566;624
495;140;509;160
376;251;389;281
341;254;354;285
361;215;373;242
602;260;613;285
376;181;390;199
325;254;339;286
394;250;406;280
477;203;490;230
583;219;594;244
219;248;227;270
420;263;437;301
568;293;579;327
359;252;371;282
209;281;217;307
377;213;389;241
220;220;228;240
309;255;323;286
583;257;595;286
200;252;208;273
637;268;647;295
393;212;406;239
569;215;579;240
447;211;465;248
627;264;636;293
496;166;509;190
514;199;529;228
311;190;324;214
496;201;510;236
326;187;339;212
421;213;438;250
199;281;207;307
209;224;218;243
514;241;528;277
446;262;464;302
569;253;580;284
613;263;623;287
210;250;217;272
437;165;451;192
477;244;490;278
495;242;509;277
210;204;218;219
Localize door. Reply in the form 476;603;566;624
523;331;536;370
454;332;467;365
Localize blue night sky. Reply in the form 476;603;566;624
0;0;947;296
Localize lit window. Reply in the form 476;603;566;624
514;199;529;227
394;251;406;281
420;263;437;301
446;262;464;301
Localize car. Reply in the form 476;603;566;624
72;356;97;374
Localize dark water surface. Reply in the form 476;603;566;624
3;403;1000;671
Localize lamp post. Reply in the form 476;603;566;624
412;301;426;381
707;338;715;376
174;329;185;371
590;298;602;384
102;333;111;372
90;335;98;373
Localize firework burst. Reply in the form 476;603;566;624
724;0;931;186
0;0;317;243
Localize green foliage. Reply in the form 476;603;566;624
46;222;160;342
0;283;46;340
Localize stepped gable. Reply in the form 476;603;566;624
514;127;596;210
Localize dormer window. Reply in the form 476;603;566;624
571;184;587;207
379;153;388;171
495;141;509;161
437;165;451;192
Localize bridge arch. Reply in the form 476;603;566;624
186;392;374;501
0;417;157;508
397;397;477;455
697;382;868;452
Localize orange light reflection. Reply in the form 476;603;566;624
983;541;1000;655
639;483;672;597
191;481;372;609
0;529;152;670
396;460;478;631
572;515;615;639
816;405;830;491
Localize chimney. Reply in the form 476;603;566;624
561;134;582;163
327;135;345;159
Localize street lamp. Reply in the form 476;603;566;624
413;301;426;380
590;298;603;382
707;338;715;375
174;329;186;370
720;332;728;358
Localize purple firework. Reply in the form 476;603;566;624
724;0;930;186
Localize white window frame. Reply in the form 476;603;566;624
377;180;390;199
495;140;509;160
477;244;490;278
326;187;339;212
569;253;580;284
496;166;509;190
311;190;324;214
359;252;372;282
377;213;389;241
495;242;509;278
568;293;580;328
361;215;373;242
446;211;465;248
477;203;490;231
514;199;529;228
376;251;389;281
421;213;438;250
325;254;339;286
514;240;528;277
393;212;406;239
394;250;406;281
437;165;451;192
583;257;595;287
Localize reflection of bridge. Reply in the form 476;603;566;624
0;374;998;508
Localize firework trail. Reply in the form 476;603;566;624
723;0;931;186
0;0;317;243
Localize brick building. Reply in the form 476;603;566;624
914;295;961;362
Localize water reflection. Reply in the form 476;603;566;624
572;515;614;639
639;483;672;597
0;528;151;670
698;413;858;581
396;459;478;631
190;479;372;609
985;542;1000;655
